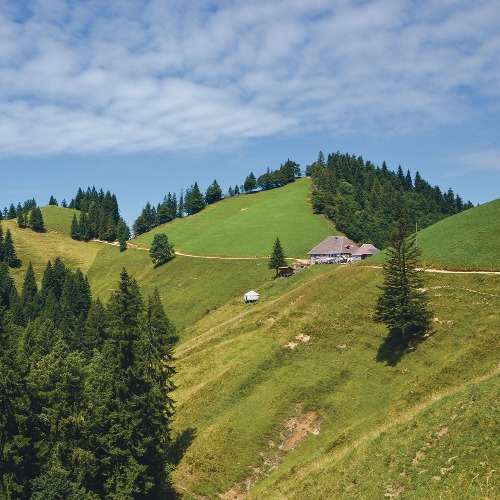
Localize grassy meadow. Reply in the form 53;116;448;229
171;267;500;498
134;178;331;258
368;198;500;271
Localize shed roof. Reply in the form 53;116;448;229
307;236;359;255
353;243;380;256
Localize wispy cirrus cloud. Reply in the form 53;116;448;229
0;0;499;156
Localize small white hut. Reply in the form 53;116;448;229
244;290;260;303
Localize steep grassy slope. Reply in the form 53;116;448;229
133;178;330;258
171;266;500;498
1;206;103;288
368;198;500;271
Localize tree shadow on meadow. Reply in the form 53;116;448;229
163;427;197;498
376;328;429;367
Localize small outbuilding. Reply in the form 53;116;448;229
244;290;260;303
278;266;294;277
352;243;380;261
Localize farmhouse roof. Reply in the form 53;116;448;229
307;236;359;255
353;244;380;256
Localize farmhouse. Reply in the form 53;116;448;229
307;236;358;264
352;243;380;261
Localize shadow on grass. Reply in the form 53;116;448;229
163;427;197;498
376;329;429;367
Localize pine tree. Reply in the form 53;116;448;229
116;218;130;252
0;305;33;497
374;219;432;341
269;237;287;276
3;230;20;268
70;214;80;240
30;207;45;231
87;269;174;497
17;211;26;228
22;262;39;322
48;196;58;206
243;172;257;193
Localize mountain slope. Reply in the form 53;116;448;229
171;266;499;498
133;178;330;257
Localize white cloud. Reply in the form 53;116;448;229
454;149;500;173
0;0;499;155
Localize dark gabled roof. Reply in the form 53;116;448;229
307;236;359;255
353;243;380;256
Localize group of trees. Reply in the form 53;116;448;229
0;261;176;497
1;197;45;231
308;151;473;249
17;206;44;232
0;225;20;268
69;187;130;249
133;180;221;237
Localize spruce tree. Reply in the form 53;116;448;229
0;305;32;497
30;207;45;231
269;237;287;276
88;269;174;497
70;214;80;240
22;262;39;322
4;230;20;267
374;219;432;341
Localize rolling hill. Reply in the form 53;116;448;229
1;185;499;498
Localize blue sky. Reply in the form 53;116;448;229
1;0;499;225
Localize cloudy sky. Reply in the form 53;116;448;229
1;0;499;224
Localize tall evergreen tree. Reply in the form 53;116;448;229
374;219;432;341
269;237;287;276
22;262;39;322
30;207;45;231
4;230;20;267
0;305;32;497
87;269;174;497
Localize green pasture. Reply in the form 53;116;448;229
368;198;500;271
171;267;500;497
134;178;331;258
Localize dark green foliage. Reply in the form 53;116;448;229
0;262;14;308
269;237;287;275
0;263;177;496
22;262;40;323
87;269;174;497
116;218;130;252
205;179;223;205
3;229;20;267
69;187;121;242
17;211;26;228
374;219;432;341
29;207;45;231
243;172;257;193
310;151;473;248
0;225;3;261
184;182;205;215
150;233;175;267
7;204;17;219
0;306;32;498
48;196;58;206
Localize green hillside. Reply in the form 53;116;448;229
368;198;500;271
170;266;499;498
134;178;330;258
2;185;499;498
